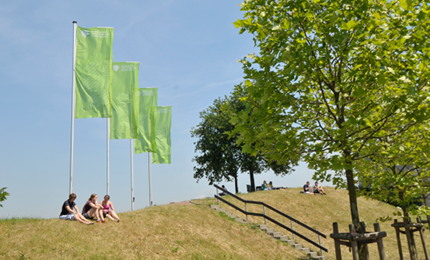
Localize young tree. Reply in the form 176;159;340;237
0;187;9;207
231;0;430;250
358;124;430;218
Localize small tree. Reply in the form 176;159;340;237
358;124;430;218
0;187;9;207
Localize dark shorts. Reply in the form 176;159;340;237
83;212;94;220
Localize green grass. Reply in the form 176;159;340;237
0;188;428;259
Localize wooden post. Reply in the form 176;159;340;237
359;222;370;260
404;217;418;260
333;222;342;260
417;217;429;260
374;223;386;260
349;224;359;260
394;219;404;260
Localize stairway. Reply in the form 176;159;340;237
211;204;325;260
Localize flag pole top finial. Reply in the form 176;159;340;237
73;21;77;24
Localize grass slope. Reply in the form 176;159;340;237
0;188;428;259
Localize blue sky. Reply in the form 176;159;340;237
0;0;316;218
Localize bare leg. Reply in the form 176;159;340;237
109;210;120;222
105;214;115;221
97;208;105;222
74;213;93;224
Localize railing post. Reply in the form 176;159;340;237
290;220;295;240
318;234;322;256
263;205;267;225
244;202;248;222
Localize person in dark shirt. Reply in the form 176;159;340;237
303;181;313;194
59;193;93;225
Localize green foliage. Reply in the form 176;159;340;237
191;96;294;190
0;187;9;207
232;0;430;226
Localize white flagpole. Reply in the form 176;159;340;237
69;21;77;194
148;153;152;206
106;118;110;195
130;139;135;210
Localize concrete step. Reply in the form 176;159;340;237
272;232;283;239
299;247;310;253
235;218;247;223
210;205;220;210
259;224;268;231
266;228;276;235
292;243;303;249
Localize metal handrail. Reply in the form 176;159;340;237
214;184;328;253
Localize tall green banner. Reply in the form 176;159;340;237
110;62;140;139
134;88;158;153
152;106;172;164
75;26;114;118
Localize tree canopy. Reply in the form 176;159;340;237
0;187;9;208
191;95;293;193
231;0;430;232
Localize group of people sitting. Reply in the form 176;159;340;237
303;181;326;195
261;180;274;190
59;193;121;225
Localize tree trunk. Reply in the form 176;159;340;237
345;151;368;260
234;175;239;194
249;169;255;192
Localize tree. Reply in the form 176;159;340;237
358;124;430;219
191;95;293;193
231;0;430;253
0;187;9;207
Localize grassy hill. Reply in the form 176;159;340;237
1;187;428;259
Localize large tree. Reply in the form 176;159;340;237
231;0;430;243
191;96;293;193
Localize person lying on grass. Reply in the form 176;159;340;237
101;195;120;222
82;193;105;223
59;193;93;225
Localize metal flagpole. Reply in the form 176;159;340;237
148;153;152;206
69;21;77;194
106;118;110;195
130;139;135;210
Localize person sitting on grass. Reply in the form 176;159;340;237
59;193;93;225
101;195;121;222
267;181;274;190
261;180;268;190
82;193;105;223
313;182;326;195
303;181;313;194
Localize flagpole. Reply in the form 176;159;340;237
69;21;77;194
148;153;152;206
130;139;135;210
106;118;110;195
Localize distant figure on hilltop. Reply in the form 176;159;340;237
303;181;313;194
59;193;93;225
267;181;273;190
261;180;268;190
101;195;121;222
313;182;326;195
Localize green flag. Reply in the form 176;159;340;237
134;88;158;153
110;62;140;139
152;106;172;164
75;26;114;118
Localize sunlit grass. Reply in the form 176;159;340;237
1;188;428;259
